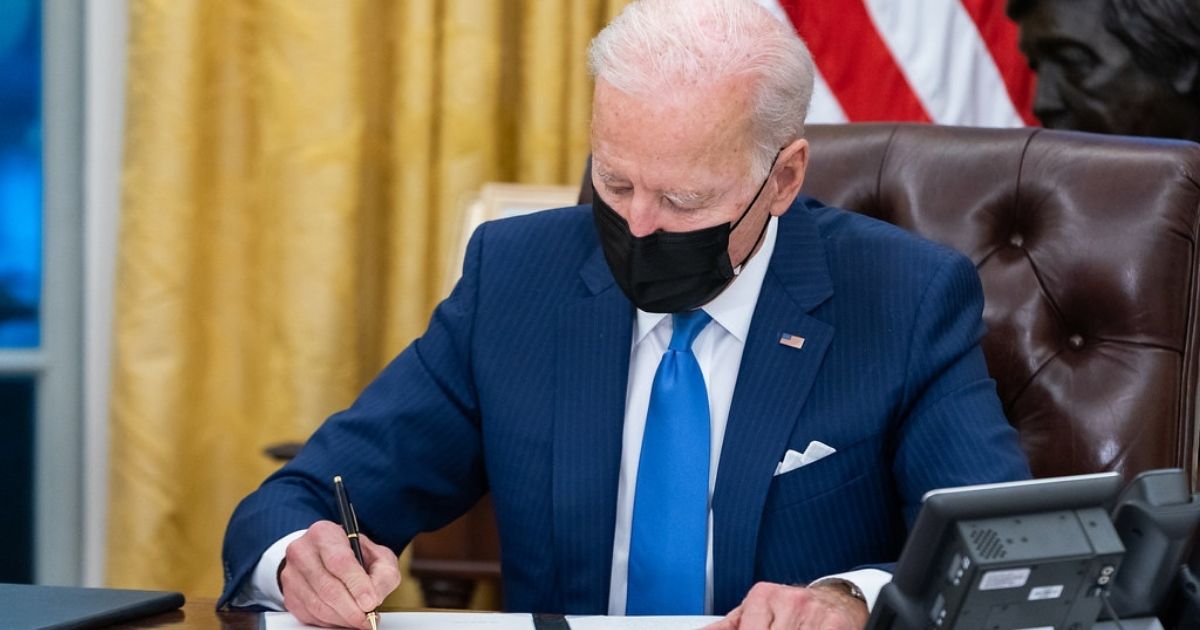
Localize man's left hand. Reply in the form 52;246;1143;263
703;581;869;630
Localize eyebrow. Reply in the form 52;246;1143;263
595;168;628;185
595;165;718;206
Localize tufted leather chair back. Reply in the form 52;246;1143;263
805;123;1200;488
579;123;1200;489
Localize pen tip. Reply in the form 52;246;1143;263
334;475;343;483
368;612;379;630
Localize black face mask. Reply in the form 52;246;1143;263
592;159;776;313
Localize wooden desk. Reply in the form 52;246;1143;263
107;597;441;629
109;597;254;629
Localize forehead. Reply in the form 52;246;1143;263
590;77;757;182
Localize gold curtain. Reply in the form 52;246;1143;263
108;0;631;599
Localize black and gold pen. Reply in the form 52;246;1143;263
334;475;380;630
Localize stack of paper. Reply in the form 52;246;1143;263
263;611;723;629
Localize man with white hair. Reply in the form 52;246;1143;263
220;1;1030;628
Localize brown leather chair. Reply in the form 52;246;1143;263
797;123;1200;485
411;123;1200;607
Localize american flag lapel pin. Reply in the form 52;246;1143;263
779;333;805;350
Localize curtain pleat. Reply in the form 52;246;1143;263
108;0;631;600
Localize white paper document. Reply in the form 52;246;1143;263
263;612;722;629
569;615;721;629
263;611;536;629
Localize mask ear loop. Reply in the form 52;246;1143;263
730;149;783;274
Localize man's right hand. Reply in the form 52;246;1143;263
279;520;402;629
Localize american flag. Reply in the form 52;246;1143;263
779;333;807;350
759;0;1037;127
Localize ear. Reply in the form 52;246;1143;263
768;138;810;217
1172;58;1199;96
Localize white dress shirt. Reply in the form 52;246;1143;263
238;216;890;612
605;216;776;614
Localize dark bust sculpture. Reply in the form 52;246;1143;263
1008;0;1200;141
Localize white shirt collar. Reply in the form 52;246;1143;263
634;215;779;344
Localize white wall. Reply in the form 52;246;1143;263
82;0;127;587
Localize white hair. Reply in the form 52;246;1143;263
588;0;816;179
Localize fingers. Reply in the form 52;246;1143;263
318;531;380;612
733;582;782;630
722;582;867;630
280;521;380;629
738;591;776;629
702;604;742;630
282;564;365;629
360;532;402;599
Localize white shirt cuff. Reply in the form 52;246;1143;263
810;568;892;612
228;529;307;610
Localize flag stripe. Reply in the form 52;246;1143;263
960;0;1038;125
779;334;806;350
808;69;849;125
780;0;932;123
757;0;1036;128
861;0;1024;127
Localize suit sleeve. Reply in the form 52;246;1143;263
218;223;493;609
890;251;1032;528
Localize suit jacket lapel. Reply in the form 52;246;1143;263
553;246;632;614
712;204;835;613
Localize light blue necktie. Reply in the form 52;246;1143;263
626;310;712;615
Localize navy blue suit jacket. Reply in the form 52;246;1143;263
220;196;1030;614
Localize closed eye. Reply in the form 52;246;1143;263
663;191;716;211
664;197;703;212
604;184;633;197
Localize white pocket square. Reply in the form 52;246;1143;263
774;440;837;476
